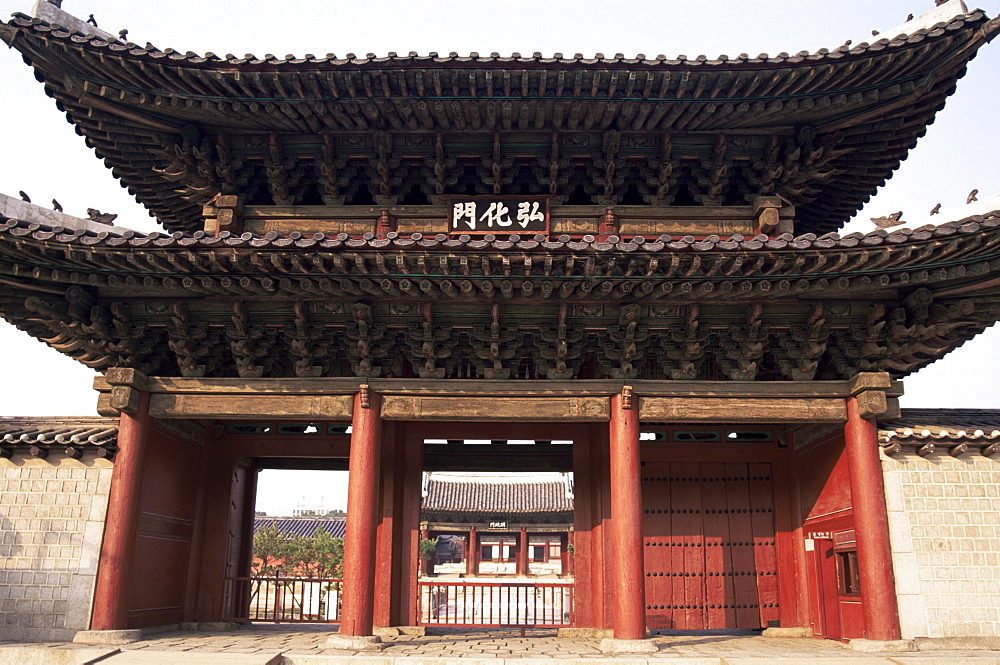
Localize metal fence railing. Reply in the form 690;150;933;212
223;577;342;623
418;581;573;628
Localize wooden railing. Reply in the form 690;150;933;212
222;576;342;623
418;581;573;628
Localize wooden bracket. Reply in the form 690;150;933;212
621;385;634;410
598;207;617;241
203;194;244;236
916;442;936;458
360;384;371;409
949;443;968;458
104;367;149;391
376;208;394;239
109;385;141;415
982;442;999;458
855;390;888;419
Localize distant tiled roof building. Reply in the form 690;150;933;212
421;473;573;524
253;516;347;539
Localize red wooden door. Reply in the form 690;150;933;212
642;462;778;630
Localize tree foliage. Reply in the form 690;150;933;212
252;525;345;578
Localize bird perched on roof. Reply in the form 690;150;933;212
967;189;979;204
930;203;941;216
87;208;118;225
906;13;914;21
86;14;97;27
119;29;128;40
18;191;30;202
52;199;63;212
871;211;904;228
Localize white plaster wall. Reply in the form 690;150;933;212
0;454;112;642
883;449;1000;638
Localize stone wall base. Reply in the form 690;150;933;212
72;629;142;645
849;638;917;652
915;636;1000;651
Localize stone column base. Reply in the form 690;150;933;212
373;625;425;637
599;637;658;653
73;629;143;645
558;627;613;639
762;626;813;638
849;638;917;652
325;634;385;651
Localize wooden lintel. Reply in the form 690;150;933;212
639;397;847;423
381;396;610;422
148;394;354;419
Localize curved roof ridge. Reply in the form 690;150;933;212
6;8;992;68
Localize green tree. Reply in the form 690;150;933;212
285;527;345;579
252;525;291;576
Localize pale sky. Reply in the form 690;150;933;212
2;1;999;513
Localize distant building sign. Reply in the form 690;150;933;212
488;521;508;529
450;197;549;234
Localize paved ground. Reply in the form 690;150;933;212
3;625;1000;664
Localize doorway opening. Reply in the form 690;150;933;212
416;433;576;629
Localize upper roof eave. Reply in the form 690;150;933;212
6;10;997;72
2;208;998;256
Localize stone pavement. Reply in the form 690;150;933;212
3;625;1000;664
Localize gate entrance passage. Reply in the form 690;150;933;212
642;461;778;630
85;372;904;643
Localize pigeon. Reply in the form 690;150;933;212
18;191;30;203
930;203;941;216
871;211;904;229
967;189;979;204
52;199;63;212
119;29;128;40
86;14;97;27
906;13;914;21
87;208;118;225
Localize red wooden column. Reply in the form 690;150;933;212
91;392;151;630
844;397;901;641
466;525;478;576
608;389;646;640
340;387;383;637
517;527;529;576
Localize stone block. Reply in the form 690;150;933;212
324;633;385;650
73;628;143;645
598;637;658;653
848;638;916;652
761;626;812;638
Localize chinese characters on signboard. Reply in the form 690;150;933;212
450;197;549;234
